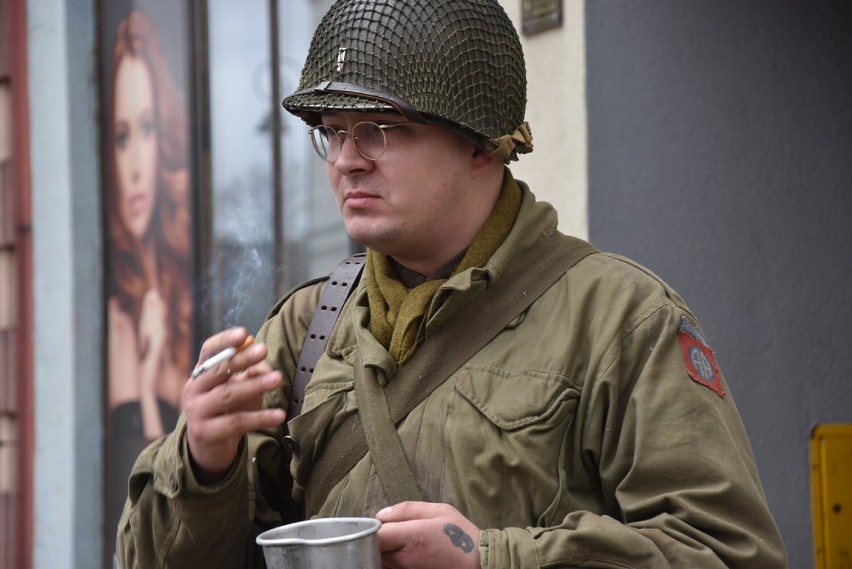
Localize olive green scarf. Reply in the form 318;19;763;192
366;173;521;365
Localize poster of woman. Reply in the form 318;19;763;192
100;3;194;557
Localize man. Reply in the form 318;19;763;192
116;0;788;567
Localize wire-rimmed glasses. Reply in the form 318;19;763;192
308;121;411;162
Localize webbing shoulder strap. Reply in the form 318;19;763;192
304;233;599;516
287;254;365;420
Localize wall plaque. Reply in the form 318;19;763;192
521;0;563;36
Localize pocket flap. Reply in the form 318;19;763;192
455;365;579;430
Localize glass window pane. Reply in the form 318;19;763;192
278;0;351;294
207;0;277;334
206;0;352;335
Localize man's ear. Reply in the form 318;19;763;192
470;144;499;175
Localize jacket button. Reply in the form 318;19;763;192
283;435;300;454
169;472;179;492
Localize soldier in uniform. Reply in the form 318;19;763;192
116;0;788;567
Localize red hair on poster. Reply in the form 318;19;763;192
103;7;193;549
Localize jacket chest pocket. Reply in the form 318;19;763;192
287;380;354;492
446;365;580;525
454;365;580;430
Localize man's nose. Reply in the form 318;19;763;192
334;134;374;174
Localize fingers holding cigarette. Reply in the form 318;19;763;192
191;334;255;379
183;329;284;482
190;347;235;379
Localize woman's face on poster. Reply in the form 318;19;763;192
113;54;158;241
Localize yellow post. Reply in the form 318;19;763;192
810;423;852;569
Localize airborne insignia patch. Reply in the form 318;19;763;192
677;316;725;397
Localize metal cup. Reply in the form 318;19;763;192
256;517;381;569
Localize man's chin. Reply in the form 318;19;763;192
345;229;399;256
345;221;389;246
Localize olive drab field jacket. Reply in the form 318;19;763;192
116;181;787;568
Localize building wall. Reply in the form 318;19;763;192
586;1;852;566
501;0;589;239
1;1;35;566
28;0;103;567
0;38;19;569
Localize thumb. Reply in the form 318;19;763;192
376;501;441;522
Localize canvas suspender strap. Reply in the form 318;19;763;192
304;233;599;516
287;254;365;421
352;350;425;505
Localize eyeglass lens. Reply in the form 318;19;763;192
310;122;390;162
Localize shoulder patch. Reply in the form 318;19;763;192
677;316;725;397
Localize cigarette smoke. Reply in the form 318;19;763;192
205;165;280;335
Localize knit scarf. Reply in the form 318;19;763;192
366;173;521;365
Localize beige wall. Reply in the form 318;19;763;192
500;0;588;239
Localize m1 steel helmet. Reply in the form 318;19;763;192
282;0;533;162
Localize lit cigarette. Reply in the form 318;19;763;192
190;336;255;379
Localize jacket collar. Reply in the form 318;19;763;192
327;172;559;370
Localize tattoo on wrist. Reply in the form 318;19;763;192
443;523;474;553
